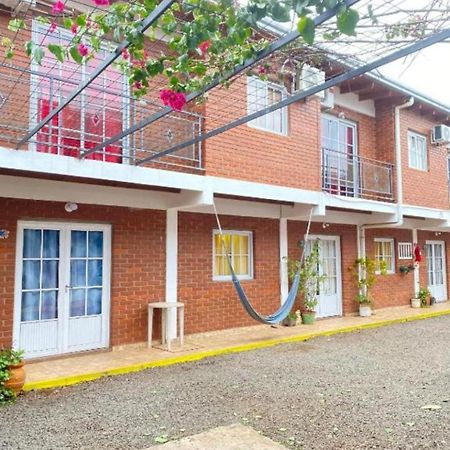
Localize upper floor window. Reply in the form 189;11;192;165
408;131;427;171
374;238;395;274
213;230;253;281
247;77;287;135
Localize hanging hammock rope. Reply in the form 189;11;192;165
212;203;314;325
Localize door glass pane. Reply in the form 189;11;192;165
23;229;41;258
42;260;58;289
87;288;102;315
21;291;40;321
70;288;86;317
71;231;87;257
22;260;41;290
41;290;58;320
88;231;103;257
71;260;87;287
43;230;59;258
88;260;103;286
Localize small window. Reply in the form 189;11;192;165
247;76;288;135
374;238;395;274
408;132;427;171
213;230;253;281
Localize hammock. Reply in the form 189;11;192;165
213;203;313;325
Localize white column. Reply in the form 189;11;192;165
279;218;289;304
166;208;178;340
412;228;420;295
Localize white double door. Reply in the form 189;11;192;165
14;222;111;358
305;235;342;318
426;240;447;302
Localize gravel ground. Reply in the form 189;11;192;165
2;316;450;450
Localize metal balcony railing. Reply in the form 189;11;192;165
321;147;394;201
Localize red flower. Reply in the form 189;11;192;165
51;0;65;14
77;43;89;57
93;0;110;6
121;49;129;60
71;24;78;34
258;64;266;75
159;89;186;111
198;40;211;56
134;80;143;90
49;22;58;33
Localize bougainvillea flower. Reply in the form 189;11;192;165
51;0;65;14
198;40;211;55
159;89;187;111
77;43;89;57
93;0;110;6
258;64;266;75
160;89;173;106
134;80;143;90
49;22;58;33
71;24;78;34
121;49;129;60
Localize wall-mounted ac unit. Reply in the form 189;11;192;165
431;124;450;144
321;89;334;109
293;65;326;99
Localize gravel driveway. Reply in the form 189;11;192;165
2;316;450;450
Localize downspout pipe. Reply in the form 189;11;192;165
363;96;415;230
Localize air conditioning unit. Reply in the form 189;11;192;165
431;124;450;144
293;65;326;99
321;88;334;109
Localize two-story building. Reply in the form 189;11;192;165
1;7;450;359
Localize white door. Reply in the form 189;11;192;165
306;236;342;318
426;240;447;302
14;222;111;358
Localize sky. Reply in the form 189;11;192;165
380;42;450;108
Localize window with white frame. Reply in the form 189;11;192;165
408;131;427;171
213;230;253;280
374;238;395;274
247;76;288;135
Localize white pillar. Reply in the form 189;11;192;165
412;228;420;295
279;218;289;304
166;208;178;340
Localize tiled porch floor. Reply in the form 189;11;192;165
24;303;450;389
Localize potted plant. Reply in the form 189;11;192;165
418;287;430;308
0;349;25;404
282;310;300;327
410;293;421;308
351;257;386;317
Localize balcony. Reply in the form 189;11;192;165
321;147;394;202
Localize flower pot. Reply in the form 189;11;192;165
4;361;26;395
301;311;316;325
282;317;297;327
359;304;372;317
411;297;421;308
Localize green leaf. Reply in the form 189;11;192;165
76;14;87;27
70;46;83;64
8;19;26;32
33;47;45;65
297;16;315;44
337;8;359;36
271;2;291;22
25;41;34;57
48;43;65;63
64;18;73;29
5;47;13;59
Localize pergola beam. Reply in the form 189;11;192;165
16;0;177;149
137;28;450;165
81;0;361;159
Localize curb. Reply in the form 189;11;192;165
23;308;450;391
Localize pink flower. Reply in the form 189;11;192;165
198;40;211;55
93;0;110;5
121;49;129;60
258;64;266;75
77;43;89;57
51;0;65;14
159;89;186;111
134;80;143;90
49;22;58;33
71;24;78;34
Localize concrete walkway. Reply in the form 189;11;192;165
148;424;287;449
23;303;450;391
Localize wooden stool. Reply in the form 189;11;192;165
148;302;184;351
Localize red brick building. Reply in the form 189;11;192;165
1;11;450;359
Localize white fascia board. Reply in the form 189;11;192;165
323;192;396;215
402;204;449;221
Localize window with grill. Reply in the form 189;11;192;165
408;131;427;171
374;238;395;274
213;231;253;280
247;76;288;135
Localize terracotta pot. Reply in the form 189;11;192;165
4;361;26;395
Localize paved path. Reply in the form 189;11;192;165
2;316;450;449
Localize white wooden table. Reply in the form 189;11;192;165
148;302;184;351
